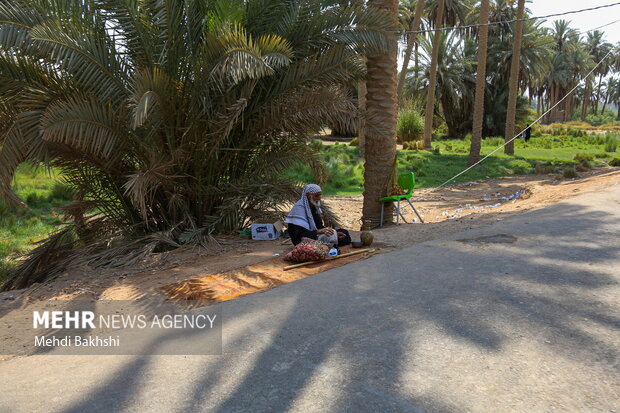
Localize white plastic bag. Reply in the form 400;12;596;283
317;231;338;246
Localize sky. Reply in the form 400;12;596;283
529;0;620;44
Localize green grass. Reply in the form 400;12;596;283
2;132;618;282
0;164;70;283
286;134;618;196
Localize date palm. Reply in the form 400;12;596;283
422;0;446;148
397;0;425;100
467;0;490;166
504;0;525;155
0;0;392;288
362;0;400;226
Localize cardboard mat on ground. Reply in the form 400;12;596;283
161;246;379;303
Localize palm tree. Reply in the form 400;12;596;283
362;0;400;226
397;0;425;100
0;0;392;288
468;0;490;166
609;77;620;120
408;30;475;138
504;0;525;155
422;0;446;148
540;20;580;123
582;31;612;119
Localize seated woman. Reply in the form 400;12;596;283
285;184;351;247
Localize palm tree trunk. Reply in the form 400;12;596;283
537;93;541;116
504;0;525;155
581;81;590;121
362;0;399;226
565;88;573;122
617;101;620;120
414;42;419;81
422;0;445;149
594;74;604;115
396;0;425;101
358;79;367;159
601;90;609;115
468;0;490;166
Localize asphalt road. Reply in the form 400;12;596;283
1;185;619;412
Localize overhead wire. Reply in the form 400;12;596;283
400;2;620;34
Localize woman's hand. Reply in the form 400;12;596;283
318;227;334;236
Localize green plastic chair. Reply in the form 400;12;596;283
379;172;424;226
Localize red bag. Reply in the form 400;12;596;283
285;238;329;263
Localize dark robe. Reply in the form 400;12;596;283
287;204;351;246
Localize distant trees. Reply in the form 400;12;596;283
400;0;620;144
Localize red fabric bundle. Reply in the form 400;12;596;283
285;238;329;263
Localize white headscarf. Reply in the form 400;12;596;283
285;184;322;231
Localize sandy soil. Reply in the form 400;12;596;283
1;168;618;304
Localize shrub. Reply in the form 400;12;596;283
531;125;543;137
402;141;417;150
586;112;617;126
536;124;553;135
484;137;504;147
562;166;578;178
567;127;584;137
573;153;593;163
565;121;593;129
604;136;617;152
397;109;424;143
25;193;44;206
535;163;557;174
549;123;567;136
433;123;448;136
610;158;620;167
600;123;620;132
48;183;74;201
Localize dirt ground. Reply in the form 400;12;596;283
1;167;619;304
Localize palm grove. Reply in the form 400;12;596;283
1;0;619;289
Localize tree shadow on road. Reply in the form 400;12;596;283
48;198;620;412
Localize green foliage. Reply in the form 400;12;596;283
610;158;620;167
402;141;422;150
562;166;578;178
484;137;505;147
1;165;70;283
0;0;393;288
573;153;594;163
586;111;618;127
349;137;359;146
283;131;614;195
397;108;424;143
604;135;618;152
